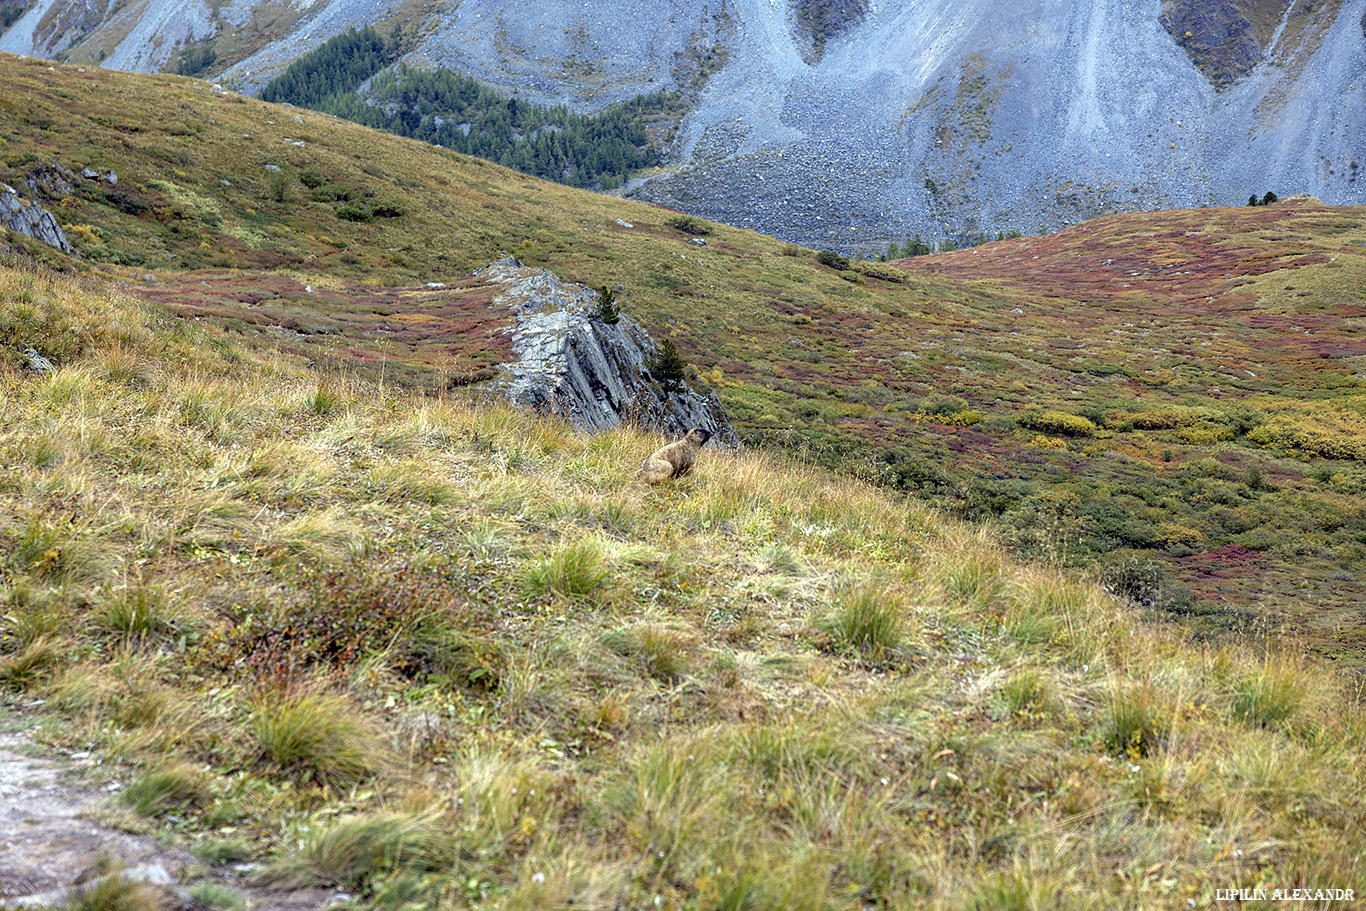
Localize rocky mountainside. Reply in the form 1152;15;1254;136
3;0;1363;249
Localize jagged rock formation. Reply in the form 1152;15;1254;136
477;257;739;447
1;184;73;253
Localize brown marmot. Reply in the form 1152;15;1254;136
640;428;713;484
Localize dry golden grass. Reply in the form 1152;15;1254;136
1;261;1364;908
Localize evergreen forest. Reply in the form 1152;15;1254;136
259;27;679;190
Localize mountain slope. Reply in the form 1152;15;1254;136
3;0;1364;249
4;232;1366;910
2;56;1366;667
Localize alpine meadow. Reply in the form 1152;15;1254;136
0;53;1365;911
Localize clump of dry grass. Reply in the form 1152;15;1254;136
249;687;390;786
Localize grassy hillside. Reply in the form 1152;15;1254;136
3;55;1366;668
3;251;1365;909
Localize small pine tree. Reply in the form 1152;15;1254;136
1248;195;1260;207
595;285;621;324
650;339;687;395
1262;191;1278;205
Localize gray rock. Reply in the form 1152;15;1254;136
25;162;78;198
23;347;56;374
1;187;74;253
477;257;739;448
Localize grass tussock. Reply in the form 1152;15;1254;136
249;688;388;786
1;262;1364;909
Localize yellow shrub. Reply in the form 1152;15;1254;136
1018;410;1097;437
852;261;912;284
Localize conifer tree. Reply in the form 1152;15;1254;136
650;339;687;395
595;285;621;324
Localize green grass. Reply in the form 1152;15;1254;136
816;583;907;662
119;760;210;816
249;689;387;786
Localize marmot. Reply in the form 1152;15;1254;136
640;428;713;484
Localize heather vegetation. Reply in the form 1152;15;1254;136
3;260;1364;909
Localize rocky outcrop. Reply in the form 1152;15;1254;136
1;185;74;253
1159;0;1265;89
477;257;739;447
792;0;869;63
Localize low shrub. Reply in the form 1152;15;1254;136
667;214;711;235
814;250;850;270
1017;409;1097;437
335;203;373;223
851;260;911;283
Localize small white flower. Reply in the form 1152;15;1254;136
654;896;664;908
1082;664;1089;672
880;778;889;786
532;872;545;884
1235;849;1243;858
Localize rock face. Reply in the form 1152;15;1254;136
1;185;74;253
792;0;870;62
1159;0;1265;88
478;257;739;448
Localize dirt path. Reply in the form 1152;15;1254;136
0;708;333;910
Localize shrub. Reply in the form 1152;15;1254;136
371;198;405;218
1017;409;1097;437
667;214;711;235
648;338;688;395
102;189;150;215
814;250;850;270
193;559;486;682
851;260;911;283
593;285;621;324
336;203;373;222
298;168;328;189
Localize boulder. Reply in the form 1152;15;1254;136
1;186;74;253
477;257;739;447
